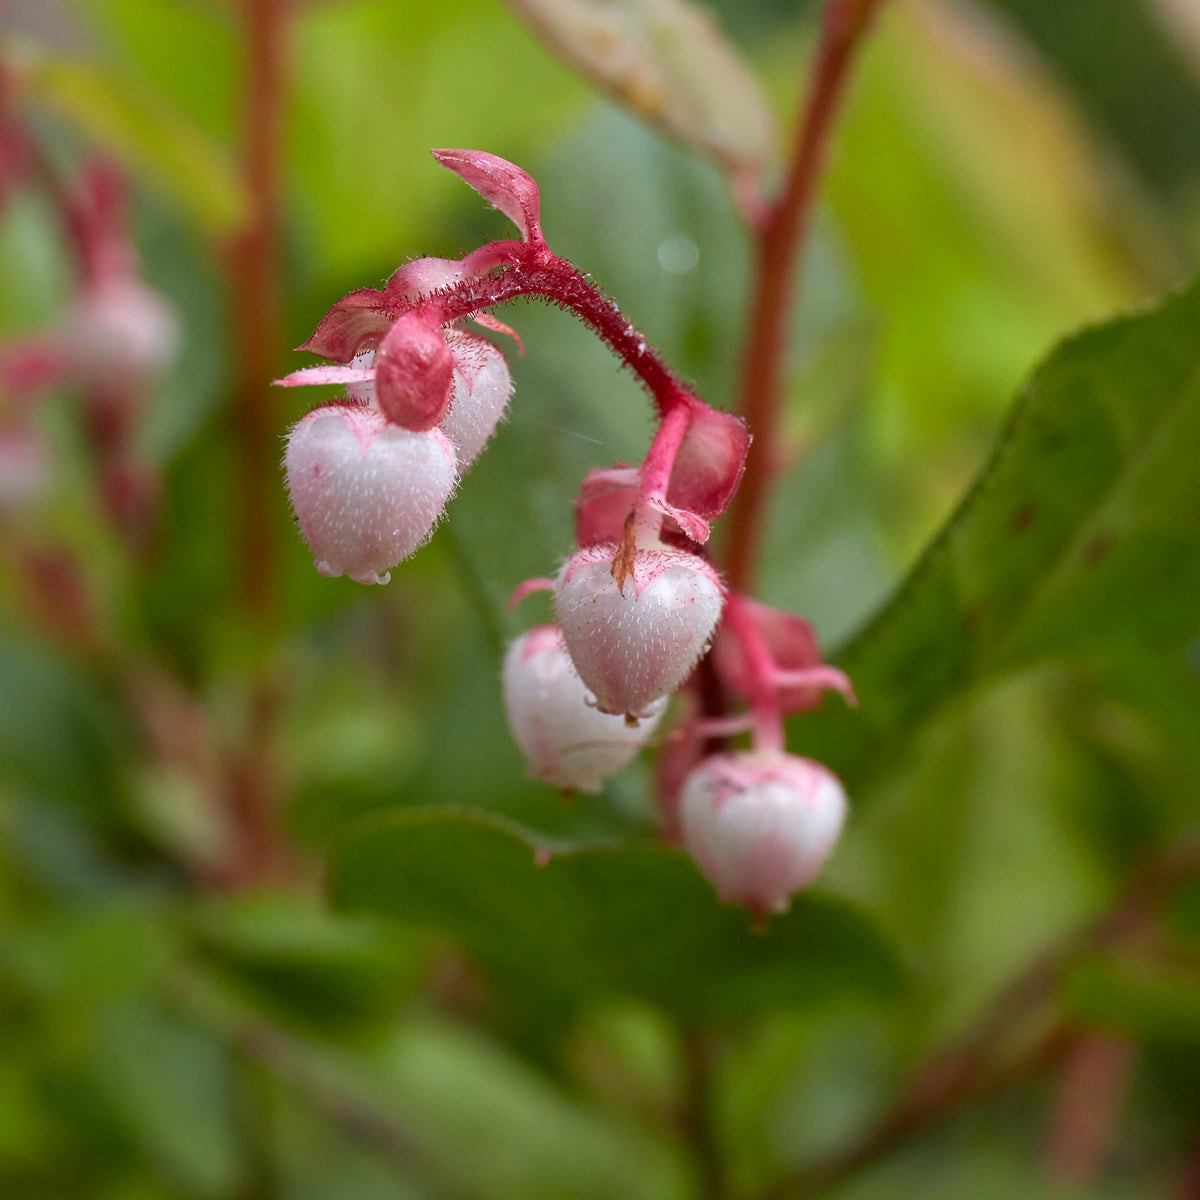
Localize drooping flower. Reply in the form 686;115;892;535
283;405;456;585
503;624;665;792
276;315;512;466
679;751;847;914
555;539;723;716
439;330;512;467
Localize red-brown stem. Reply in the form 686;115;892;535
423;243;695;418
221;0;288;884
1043;1033;1134;1186
230;0;286;623
755;830;1200;1200
724;0;887;594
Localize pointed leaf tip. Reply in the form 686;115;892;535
431;148;542;242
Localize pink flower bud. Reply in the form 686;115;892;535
0;424;50;506
440;331;512;466
66;279;178;387
284;404;456;585
373;313;455;430
555;542;723;716
503;625;665;793
680;752;847;914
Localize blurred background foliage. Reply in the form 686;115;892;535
3;0;1200;1197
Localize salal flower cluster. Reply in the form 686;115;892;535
277;245;515;584
279;149;857;916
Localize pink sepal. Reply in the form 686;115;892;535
715;595;842;714
507;576;555;610
773;665;857;708
373;313;455;431
298;288;393;362
664;404;749;524
431;149;543;243
273;364;376;388
574;466;640;547
470;311;523;354
645;494;711;544
385;257;464;302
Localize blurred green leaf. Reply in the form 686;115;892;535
982;0;1200;200
504;0;775;188
794;273;1200;790
329;807;900;1024
188;893;424;1034
824;0;1169;557
372;1012;683;1200
92;1002;244;1198
0;638;129;818
24;50;246;235
1062;956;1200;1045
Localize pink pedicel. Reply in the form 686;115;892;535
555;541;724;716
503;625;665;793
284;405;456;585
679;751;847;914
715;592;855;714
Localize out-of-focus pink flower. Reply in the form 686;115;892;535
65;278;178;389
680;751;847;913
503;624;665;793
283;404;456;585
555;540;723;716
0;424;50;506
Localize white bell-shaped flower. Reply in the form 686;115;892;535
284;404;456;585
680;751;847;914
555;541;723;716
503;625;665;792
440;332;512;467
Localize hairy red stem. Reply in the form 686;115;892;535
724;0;887;594
423;243;695;418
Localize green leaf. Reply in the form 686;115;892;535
329;808;900;1024
25;50;246;235
187;893;425;1034
504;0;775;186
793;274;1200;790
0;638;130;819
92;1001;244;1198
1062;956;1200;1045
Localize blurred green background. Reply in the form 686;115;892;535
3;1;1200;1197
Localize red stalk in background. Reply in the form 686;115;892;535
222;0;288;884
724;0;887;595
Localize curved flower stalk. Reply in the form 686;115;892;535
278;148;855;909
